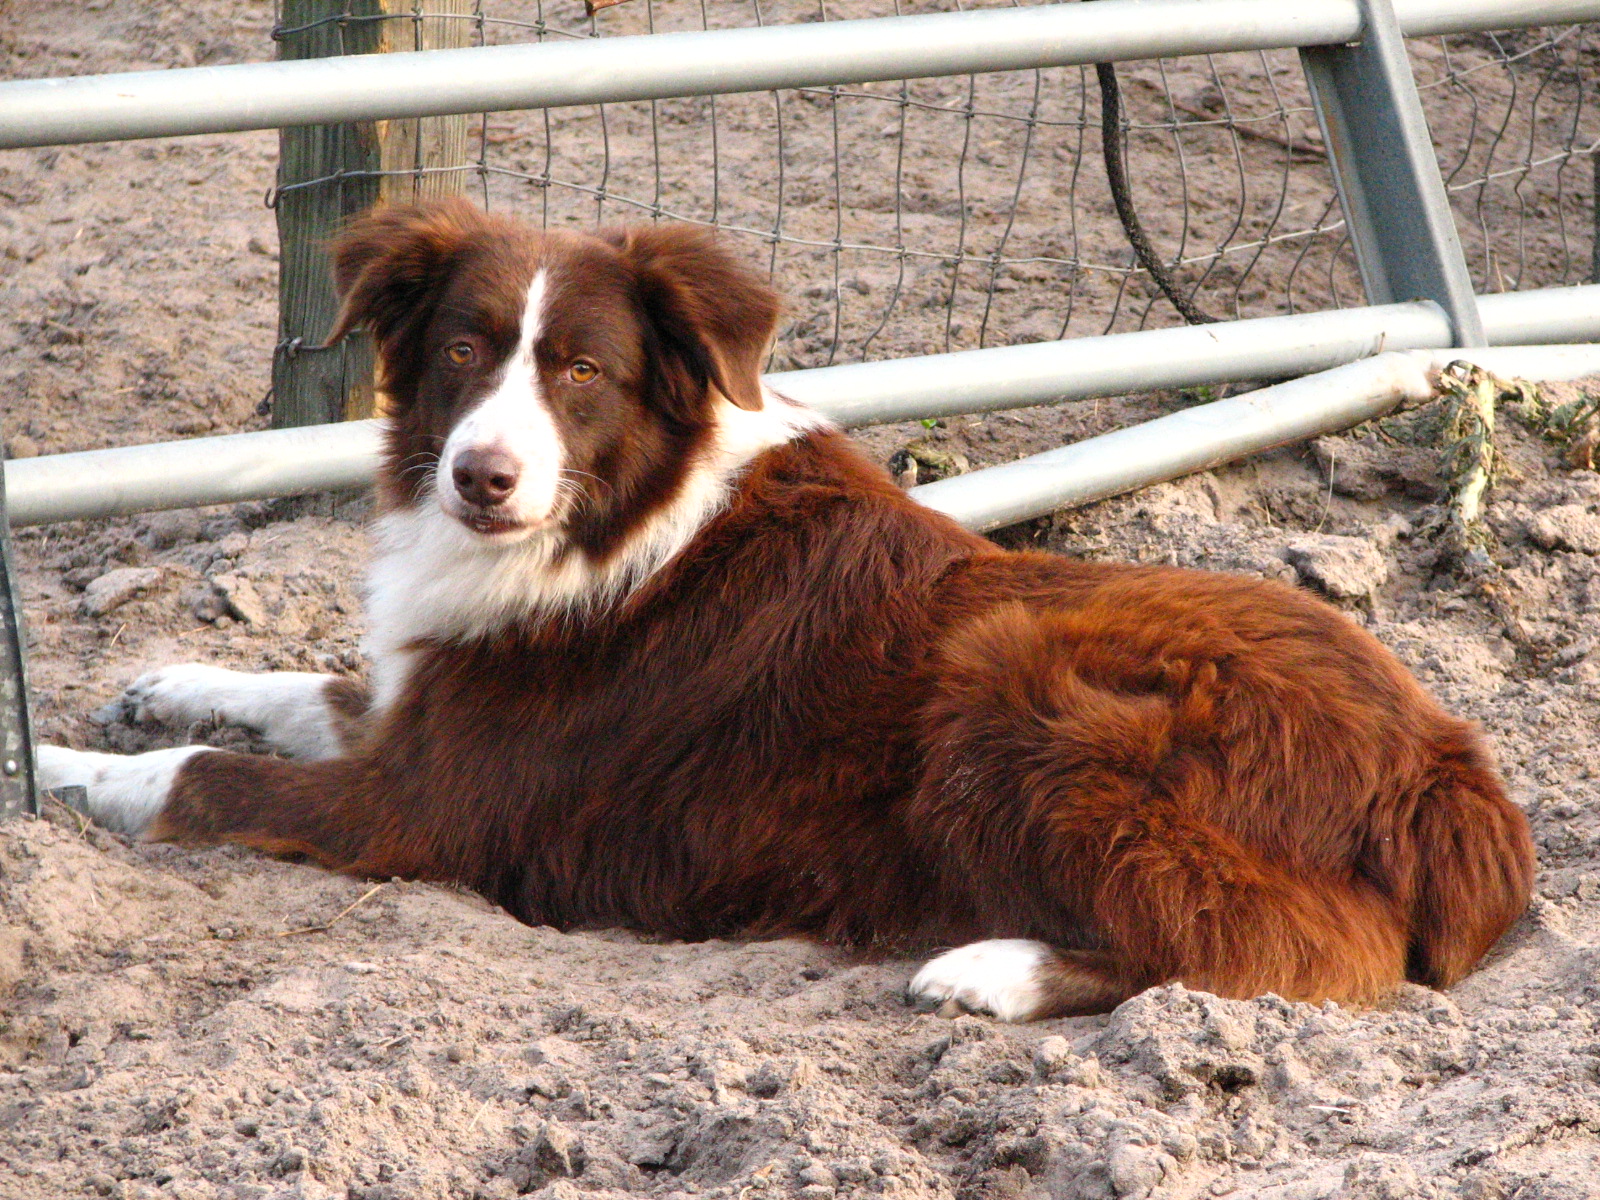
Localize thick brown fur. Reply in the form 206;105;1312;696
149;201;1533;1016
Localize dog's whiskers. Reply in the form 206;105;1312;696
396;450;439;475
561;468;614;497
403;461;439;504
552;477;593;520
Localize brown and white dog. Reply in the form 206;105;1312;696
39;200;1534;1021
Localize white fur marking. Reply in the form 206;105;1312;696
122;663;344;760
437;270;563;534
365;387;831;710
908;938;1053;1022
37;744;207;836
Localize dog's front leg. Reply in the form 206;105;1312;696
117;664;371;759
38;744;209;836
38;744;411;876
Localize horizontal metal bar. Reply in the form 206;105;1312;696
6;420;384;529
782;284;1600;425
1469;284;1600;346
1395;0;1600;35
8;288;1599;527
787;301;1452;426
912;344;1600;532
2;0;1596;150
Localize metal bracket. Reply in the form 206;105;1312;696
0;444;38;822
1301;0;1485;348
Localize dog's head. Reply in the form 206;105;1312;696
328;200;782;553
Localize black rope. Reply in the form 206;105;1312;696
1095;61;1218;325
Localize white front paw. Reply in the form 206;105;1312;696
121;663;239;727
114;665;341;760
907;939;1053;1022
37;744;206;835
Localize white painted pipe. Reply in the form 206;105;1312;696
912;344;1600;532
5;419;385;529
782;301;1453;428
0;0;1595;150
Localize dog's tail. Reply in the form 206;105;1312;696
1399;723;1534;988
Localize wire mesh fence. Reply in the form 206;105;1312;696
269;0;1600;377
1414;25;1598;297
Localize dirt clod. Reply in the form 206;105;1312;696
1283;533;1390;599
210;572;268;626
1526;503;1600;554
80;566;162;617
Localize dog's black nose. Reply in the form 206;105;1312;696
452;446;521;508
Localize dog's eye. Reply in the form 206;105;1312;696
445;342;476;367
568;360;599;384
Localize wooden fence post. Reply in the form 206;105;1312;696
273;1;474;428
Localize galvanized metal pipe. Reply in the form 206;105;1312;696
782;285;1600;426
785;300;1453;427
1470;284;1600;346
9;287;1600;527
912;344;1600;532
6;420;384;529
1397;0;1600;35
2;0;1597;150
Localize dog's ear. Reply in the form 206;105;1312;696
607;224;780;417
325;200;486;370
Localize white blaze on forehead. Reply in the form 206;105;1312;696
511;268;547;362
437;269;565;531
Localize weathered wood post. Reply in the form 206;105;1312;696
273;0;474;428
1592;147;1599;286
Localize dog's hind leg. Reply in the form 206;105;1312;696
1084;806;1411;1009
907;602;1414;1019
905;802;1411;1020
117;664;372;759
905;805;1410;1020
909;940;1128;1020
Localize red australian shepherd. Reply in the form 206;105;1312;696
40;200;1534;1021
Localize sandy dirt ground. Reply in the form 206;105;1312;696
4;2;1600;1198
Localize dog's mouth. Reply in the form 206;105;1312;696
461;509;527;536
452;505;549;543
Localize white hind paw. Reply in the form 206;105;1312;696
907;939;1053;1022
